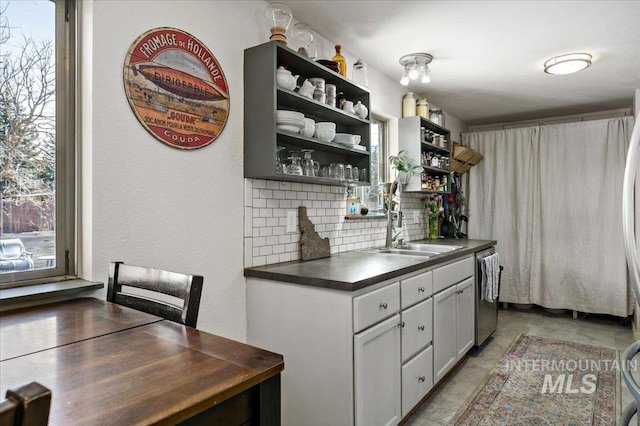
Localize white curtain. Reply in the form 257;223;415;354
464;117;634;317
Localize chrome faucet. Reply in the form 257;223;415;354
385;181;404;249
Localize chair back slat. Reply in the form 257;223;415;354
107;261;203;327
114;264;190;299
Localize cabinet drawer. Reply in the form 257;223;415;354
401;345;433;417
353;282;400;333
433;255;474;294
401;298;433;362
401;271;433;308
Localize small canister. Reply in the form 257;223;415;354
313;89;326;103
325;84;337;98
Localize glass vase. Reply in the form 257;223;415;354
429;217;439;239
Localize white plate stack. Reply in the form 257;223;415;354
276;110;305;134
334;133;357;147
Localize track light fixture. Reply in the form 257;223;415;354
399;53;433;85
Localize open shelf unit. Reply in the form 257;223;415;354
399;116;452;193
244;41;371;186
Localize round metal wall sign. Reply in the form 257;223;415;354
123;27;230;149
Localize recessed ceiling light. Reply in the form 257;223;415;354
544;53;592;75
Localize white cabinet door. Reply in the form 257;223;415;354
456;277;475;358
433;285;457;382
354;314;401;426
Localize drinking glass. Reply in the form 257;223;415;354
330;163;344;180
313;161;320;177
287;152;303;175
276;146;287;174
352;166;359;182
345;165;353;181
301;149;315;176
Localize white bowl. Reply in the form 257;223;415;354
314;127;336;142
300;118;315;138
315;122;336;131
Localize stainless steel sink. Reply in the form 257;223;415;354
396;243;463;254
363;243;463;257
374;248;433;257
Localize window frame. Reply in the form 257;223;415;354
355;113;389;217
1;0;76;287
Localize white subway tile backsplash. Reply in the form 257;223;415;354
244;178;430;268
267;181;281;190
259;227;273;237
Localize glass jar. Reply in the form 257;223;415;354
429;109;445;126
352;59;368;87
416;98;429;119
402;92;416;118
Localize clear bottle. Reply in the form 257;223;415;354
331;45;347;77
402;92;416;117
352;59;368;87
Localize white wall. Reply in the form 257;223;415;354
81;0;266;341
79;0;467;341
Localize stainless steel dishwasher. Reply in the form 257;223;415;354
475;247;501;346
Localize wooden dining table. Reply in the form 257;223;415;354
0;297;284;425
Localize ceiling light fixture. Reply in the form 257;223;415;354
544;53;592;75
399;53;433;85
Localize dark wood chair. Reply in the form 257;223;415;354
0;382;51;426
107;261;203;328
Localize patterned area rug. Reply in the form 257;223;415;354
449;334;620;425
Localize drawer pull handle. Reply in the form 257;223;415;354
418;325;425;331
400;321;405;328
418;287;425;292
380;302;388;309
460;289;464;294
419;376;426;382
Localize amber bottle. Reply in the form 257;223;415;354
331;45;347;77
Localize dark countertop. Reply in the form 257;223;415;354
244;238;496;291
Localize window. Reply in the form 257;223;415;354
1;0;75;286
356;114;388;215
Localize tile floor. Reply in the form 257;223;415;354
405;306;637;425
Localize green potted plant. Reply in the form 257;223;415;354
389;149;423;185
